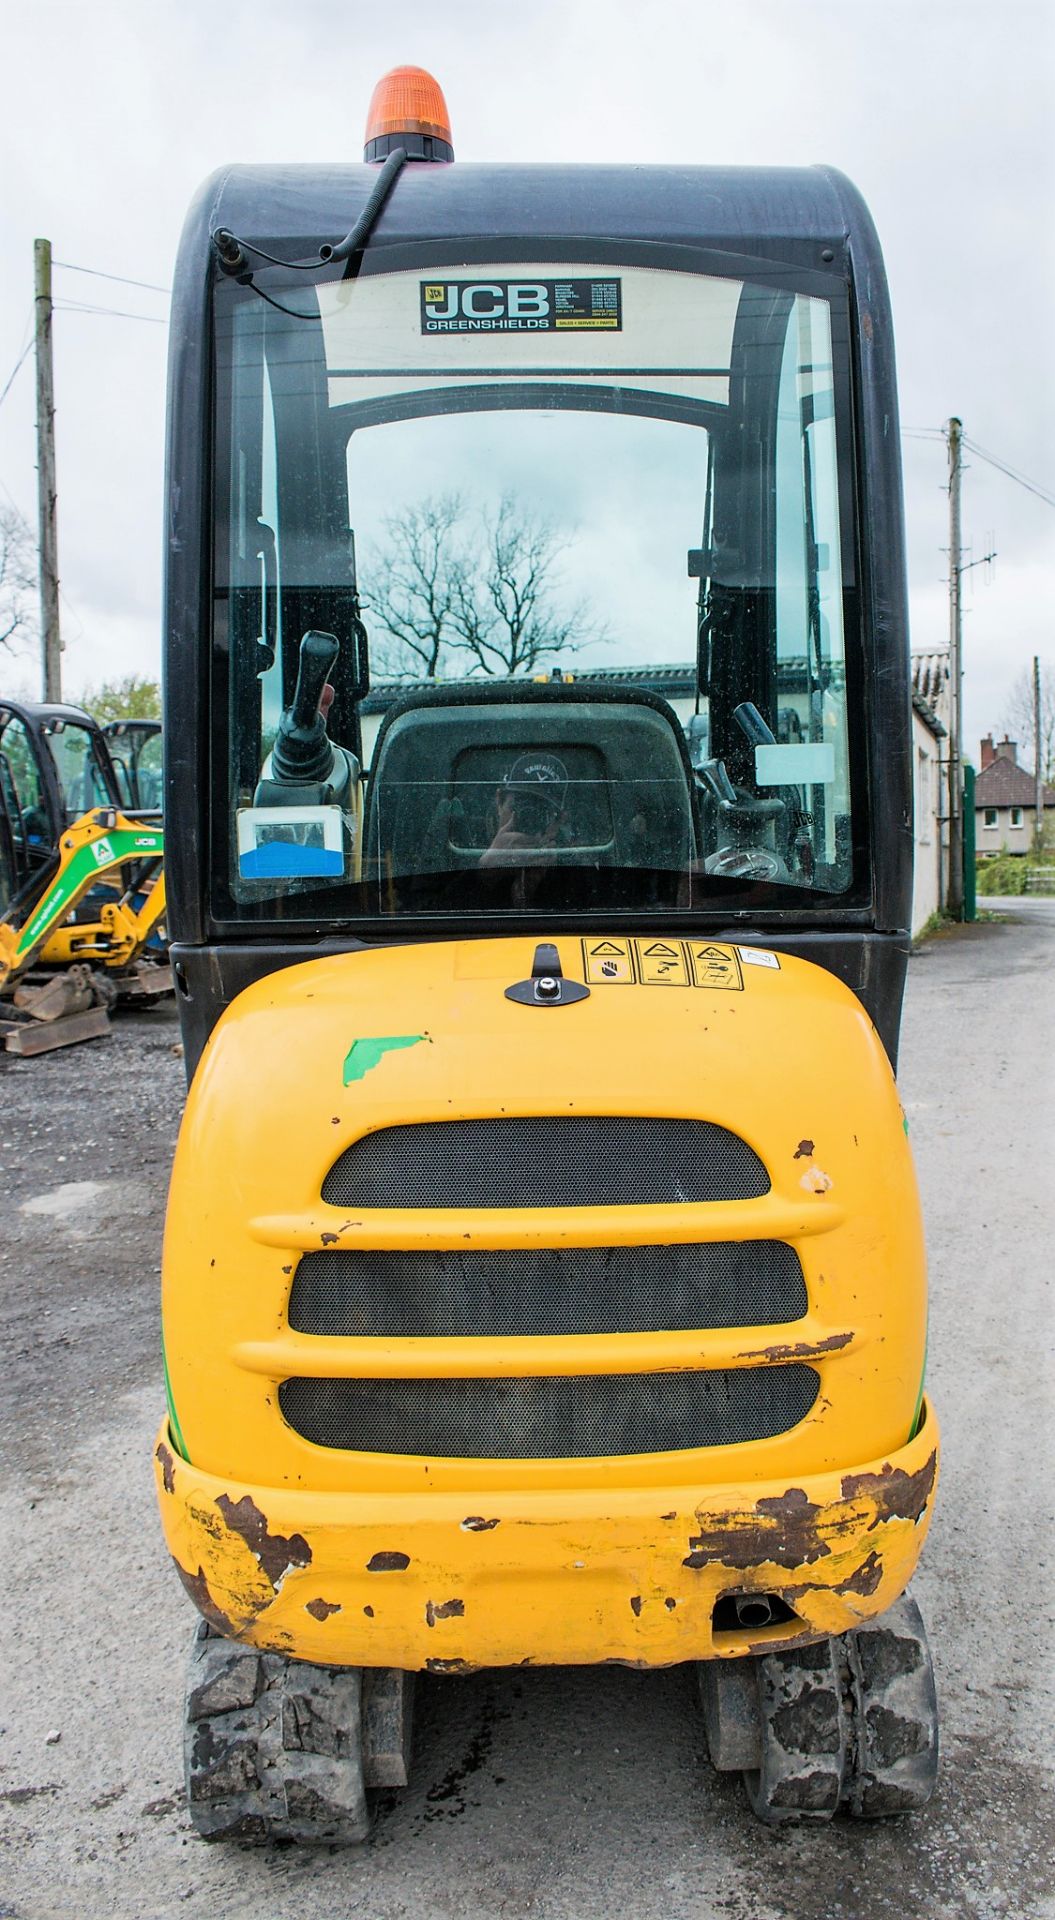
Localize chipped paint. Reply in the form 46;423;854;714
425;1598;466;1626
214;1494;311;1589
155;1440;176;1495
684;1488;833;1572
425;1657;473;1674
153;1399;938;1668
841;1451;937;1526
799;1164;834;1194
793;1139;815;1159
342;1035;425;1085
175;1562;238;1638
832;1550;884;1597
741;1331;854;1365
304;1597;342;1621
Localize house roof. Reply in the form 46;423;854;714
912;690;945;736
912;651;950;719
974;757;1055;807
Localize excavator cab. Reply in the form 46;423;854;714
103;718;164;810
155;69;939;1842
0;698;122;920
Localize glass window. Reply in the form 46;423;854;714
983;808;998;829
1010;806;1024;828
212;260;862;925
0;713;50;909
43;722;113;820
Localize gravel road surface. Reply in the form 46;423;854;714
1;911;1052;1920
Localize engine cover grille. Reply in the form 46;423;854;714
288;1242;807;1338
322;1117;769;1209
278;1366;819;1459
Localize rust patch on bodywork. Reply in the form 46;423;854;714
425;1598;466;1626
684;1487;832;1571
155;1440;176;1495
832;1550;884;1597
841;1451;937;1525
175;1561;238;1637
684;1448;936;1581
425;1657;473;1674
741;1331;853;1364
367;1550;411;1572
215;1494;312;1589
461;1516;500;1532
630;1595;643;1616
793;1139;815;1159
305;1597;341;1621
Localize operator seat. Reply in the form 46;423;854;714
362;680;698;888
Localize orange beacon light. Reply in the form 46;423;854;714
363;65;453;163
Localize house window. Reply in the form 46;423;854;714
983;808;998;829
1010;806;1024;828
916;747;931;843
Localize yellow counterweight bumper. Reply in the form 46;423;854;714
154;1400;938;1669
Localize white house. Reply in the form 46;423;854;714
910;691;946;935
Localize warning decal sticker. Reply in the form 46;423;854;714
582;938;635;985
421;279;622;334
636;939;689;986
688;944;744;991
581;939;746;989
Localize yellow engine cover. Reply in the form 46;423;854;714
156;935;936;1668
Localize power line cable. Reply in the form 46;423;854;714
961;434;1055;509
54;300;167;325
53;260;170;296
0;339;33;412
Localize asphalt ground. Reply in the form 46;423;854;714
0;906;1052;1919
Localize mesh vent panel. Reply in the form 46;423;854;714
288;1242;806;1338
278;1366;819;1458
322;1117;769;1209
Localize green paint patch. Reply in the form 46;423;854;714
343;1035;425;1085
162;1331;190;1462
909;1318;929;1440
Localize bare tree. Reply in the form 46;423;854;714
363;491;604;682
1002;660;1055;782
0;505;37;656
361;494;465;679
451;494;602;676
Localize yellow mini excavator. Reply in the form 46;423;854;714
0;807;167;1051
154;67;940;1840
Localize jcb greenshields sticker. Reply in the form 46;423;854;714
420;279;622;333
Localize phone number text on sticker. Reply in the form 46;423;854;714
421;279;622;333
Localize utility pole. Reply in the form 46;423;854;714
946;417;963;916
1035;655;1044;850
34;237;62;702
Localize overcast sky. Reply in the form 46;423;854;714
0;0;1051;762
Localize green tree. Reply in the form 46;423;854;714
81;674;161;723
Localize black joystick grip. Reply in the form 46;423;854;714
270;630;339;785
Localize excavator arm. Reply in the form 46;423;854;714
0;808;165;990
